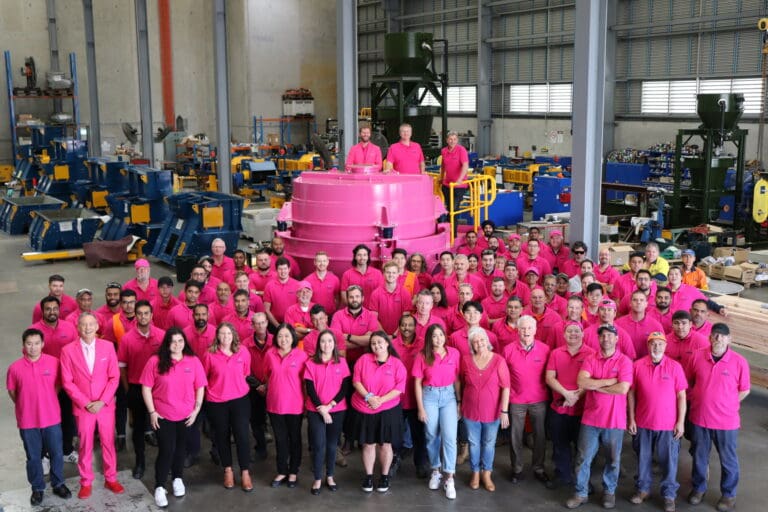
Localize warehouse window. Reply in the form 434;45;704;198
509;84;573;114
417;86;477;113
641;78;762;115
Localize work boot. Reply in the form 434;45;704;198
457;443;469;465
602;493;616;509
688;490;706;505
716;496;736;512
565;495;588;509
664;498;676;512
469;472;480;490
481;470;495;492
630;491;649;504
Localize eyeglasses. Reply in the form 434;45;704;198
573;250;586;255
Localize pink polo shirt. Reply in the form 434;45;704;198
669;284;705;314
248;269;276;293
347;142;383;171
210;256;235;283
351;353;407;413
594;264;620;289
28;320;78;359
152;296;180;330
517;256;553;284
301;328;346;357
284;303;314;332
202;347;251;403
304;271;341;315
140;354;207;422
369;285;412;335
303;359;351;413
460;353;510;423
611;272;637;300
441;144;469;186
210;300;235;325
477;269;504;296
340;266;384;308
414;314;446;344
390;335;425;410
665;330;709;367
503;341;551;404
123;277;159;303
692;321;712;338
647;306;672;334
618;286;657;316
330;307;380;364
492;320;520;352
412;347;461;387
614;314;664;359
117;325;165;384
583;324;637;360
632;355;687;430
559;259;583;279
504;280;531;306
445;306;491;334
387;140;425;174
168;302;197;329
263;278;301;323
270;253;301;278
449;326;498;357
547;294;568;319
481;294;508;322
687;349;750;430
32;294;78;323
264;348;309;414
6;354;61;429
546;344;596;416
522;307;564;349
183;324;217;359
177;281;217;306
580;350;633;429
223;313;255;348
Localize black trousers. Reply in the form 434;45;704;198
127;384;149;464
206;395;251;471
155;418;187;489
402;408;428;469
307;410;345;480
57;390;75;455
115;385;127;437
249;388;267;451
269;413;303;475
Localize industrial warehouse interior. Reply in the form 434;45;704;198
1;1;768;511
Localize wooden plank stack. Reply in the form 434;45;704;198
709;295;768;387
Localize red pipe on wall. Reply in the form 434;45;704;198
158;0;175;127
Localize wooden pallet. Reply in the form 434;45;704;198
719;276;764;289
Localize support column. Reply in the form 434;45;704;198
134;0;154;163
571;0;608;253
477;0;493;156
83;0;101;155
213;0;231;193
336;0;358;168
383;0;401;33
46;0;62;113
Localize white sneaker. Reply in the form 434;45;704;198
41;456;50;475
172;478;185;497
154;487;168;507
428;470;442;490
444;478;456;500
63;451;78;464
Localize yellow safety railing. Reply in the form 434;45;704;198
430;173;497;245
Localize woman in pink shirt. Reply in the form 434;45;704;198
140;328;207;508
428;283;451;324
459;326;510;492
202;323;253;492
264;323;308;488
351;331;407;493
304;330;351;495
414;324;461;500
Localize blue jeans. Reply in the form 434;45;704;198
423;385;458;474
464;418;500;472
574;425;624;497
690;424;739;498
20;424;64;491
547;410;581;484
632;428;680;499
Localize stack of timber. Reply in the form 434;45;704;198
710;295;768;387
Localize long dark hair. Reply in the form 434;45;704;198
429;282;449;308
368;330;400;359
312;329;340;364
422;323;448;366
158;327;193;375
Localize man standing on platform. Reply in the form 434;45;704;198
346;124;382;171
439;131;469;229
384;123;425;174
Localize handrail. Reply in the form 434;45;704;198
429;173;497;245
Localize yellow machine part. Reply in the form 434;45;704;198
39;150;51;164
91;190;109;209
54;164;70;181
270;196;286;209
131;203;150;224
231;155;250;174
202;205;224;228
483;165;496;177
0;164;13;182
753;178;768;223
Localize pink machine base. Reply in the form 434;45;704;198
276;168;450;276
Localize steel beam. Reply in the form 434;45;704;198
477;0;492;156
83;0;101;155
382;0;401;33
134;0;154;163
337;0;357;168
46;0;62;113
570;0;608;255
213;0;231;193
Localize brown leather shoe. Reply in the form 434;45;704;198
603;493;616;509
630;491;650;504
223;467;235;489
664;498;676;512
457;443;469;465
565;495;588;509
241;470;253;492
481;470;495;492
469;472;480;490
716;496;736;512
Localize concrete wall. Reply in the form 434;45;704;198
0;0;336;163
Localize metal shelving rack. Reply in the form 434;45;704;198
4;50;80;166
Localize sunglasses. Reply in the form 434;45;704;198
573;250;586;255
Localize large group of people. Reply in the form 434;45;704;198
8;212;752;512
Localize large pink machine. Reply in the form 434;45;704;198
275;165;450;276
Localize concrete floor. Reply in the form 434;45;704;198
0;232;767;511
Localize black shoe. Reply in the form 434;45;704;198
388;455;401;478
326;479;338;492
116;436;126;452
209;449;221;466
361;475;374;493
286;478;298;489
132;463;145;479
183;454;199;468
377;475;390;493
144;432;158;447
534;471;555;489
311;486;321;495
52;484;72;499
510;471;524;484
30;490;44;506
270;477;285;488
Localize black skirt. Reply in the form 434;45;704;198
351;405;403;446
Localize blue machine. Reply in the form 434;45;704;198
28;208;102;251
33;138;90;204
0;195;66;235
604;162;651;200
532;175;571;220
458;190;525;228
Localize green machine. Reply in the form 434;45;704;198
370;32;448;158
671;93;747;228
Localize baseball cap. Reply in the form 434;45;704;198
597;324;618;335
556;272;569;282
76;288;93;298
550;230;563;237
134;258;150;268
564;320;583;331
647;331;666;342
298;280;313;291
599;299;617;310
682;249;696;257
508;233;521;240
711;323;730;336
525;267;540;276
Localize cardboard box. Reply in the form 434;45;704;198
598;244;634;267
712;247;750;264
710;263;725;279
697;262;711;276
739;262;759;283
724;265;744;280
